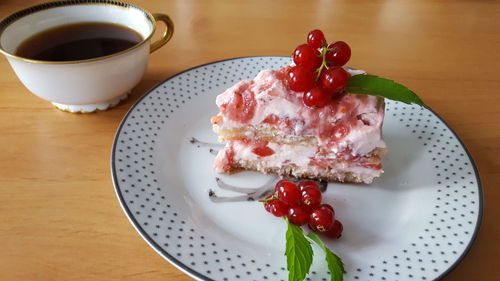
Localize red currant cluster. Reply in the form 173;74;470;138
263;179;343;239
287;29;352;108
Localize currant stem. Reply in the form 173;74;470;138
315;45;336;81
259;193;277;203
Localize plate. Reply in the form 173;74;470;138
111;56;482;281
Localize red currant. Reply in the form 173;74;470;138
301;187;322;209
307;29;326;49
293;44;321;71
275;179;294;192
287;66;315;92
325;41;351;67
308;207;335;233
263;195;274;213
318;203;335;216
264;199;289;217
298;180;320;192
275;180;302;206
320;67;350;95
287;206;310;226
325;220;343;239
303;87;330;108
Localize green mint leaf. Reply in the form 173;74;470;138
346;74;425;106
285;219;313;281
307;232;345;281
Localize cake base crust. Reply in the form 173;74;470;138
219;157;381;184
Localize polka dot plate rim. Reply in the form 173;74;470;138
111;56;483;281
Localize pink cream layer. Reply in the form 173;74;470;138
214;67;386;156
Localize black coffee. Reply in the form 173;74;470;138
15;22;142;61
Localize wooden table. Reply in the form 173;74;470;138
0;0;498;280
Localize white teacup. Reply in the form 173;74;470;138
0;0;173;113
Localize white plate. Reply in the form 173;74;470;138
112;56;482;281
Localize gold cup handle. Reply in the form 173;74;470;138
150;13;174;53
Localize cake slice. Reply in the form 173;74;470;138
211;67;386;184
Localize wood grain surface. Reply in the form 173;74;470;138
0;0;498;280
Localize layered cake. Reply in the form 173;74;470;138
211;67;386;184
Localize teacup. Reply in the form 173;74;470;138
0;0;173;113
